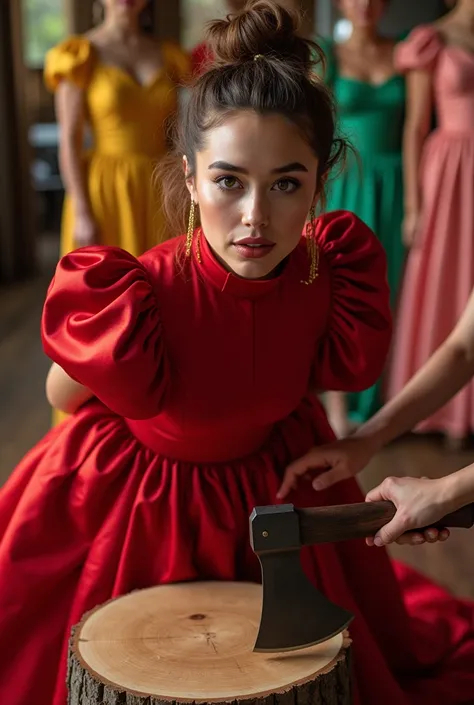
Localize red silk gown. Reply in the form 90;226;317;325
0;211;473;705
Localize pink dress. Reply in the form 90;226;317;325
387;26;474;438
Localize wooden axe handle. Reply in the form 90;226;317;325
296;501;474;546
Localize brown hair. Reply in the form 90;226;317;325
157;0;349;238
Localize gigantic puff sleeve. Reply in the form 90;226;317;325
43;36;94;92
312;211;392;392
394;25;442;74
41;247;169;420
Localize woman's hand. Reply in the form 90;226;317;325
365;476;450;547
277;436;379;499
74;209;98;247
402;210;420;248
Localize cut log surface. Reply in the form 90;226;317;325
69;582;352;705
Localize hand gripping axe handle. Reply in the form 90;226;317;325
249;500;474;652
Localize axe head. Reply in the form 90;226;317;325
250;504;353;652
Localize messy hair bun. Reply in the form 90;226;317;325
206;0;323;74
157;0;349;240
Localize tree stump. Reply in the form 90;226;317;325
68;582;352;705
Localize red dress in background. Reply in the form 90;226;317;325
191;41;214;76
0;211;473;705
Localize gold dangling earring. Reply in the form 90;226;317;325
195;228;202;263
301;205;319;285
185;200;202;263
186;199;196;257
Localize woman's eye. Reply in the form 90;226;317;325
272;179;299;193
216;176;241;190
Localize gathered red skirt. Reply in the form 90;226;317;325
1;398;473;705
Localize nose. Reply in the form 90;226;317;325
241;190;270;229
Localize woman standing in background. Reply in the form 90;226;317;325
386;0;474;446
45;0;189;257
319;0;406;438
45;0;189;426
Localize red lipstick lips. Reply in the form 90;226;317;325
232;236;275;259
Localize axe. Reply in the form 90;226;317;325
249;500;474;652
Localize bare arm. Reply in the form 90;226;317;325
46;363;93;414
278;290;474;497
357;288;474;449
443;463;474;512
55;81;92;219
402;69;433;242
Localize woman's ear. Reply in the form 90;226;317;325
183;155;198;203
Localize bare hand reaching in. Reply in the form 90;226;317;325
277;436;378;499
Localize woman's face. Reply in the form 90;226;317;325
186;111;319;280
101;0;147;19
337;0;387;28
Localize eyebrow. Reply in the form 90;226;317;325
208;161;308;174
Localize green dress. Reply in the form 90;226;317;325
319;37;406;424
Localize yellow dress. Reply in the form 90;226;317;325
44;35;190;257
44;36;189;426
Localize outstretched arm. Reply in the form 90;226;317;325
278;289;474;498
354;289;474;449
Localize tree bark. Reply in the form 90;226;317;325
68;582;352;705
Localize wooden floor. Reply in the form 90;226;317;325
1;248;474;599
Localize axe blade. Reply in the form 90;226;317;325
253;549;353;652
250;505;353;652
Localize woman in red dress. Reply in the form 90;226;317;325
1;2;473;704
